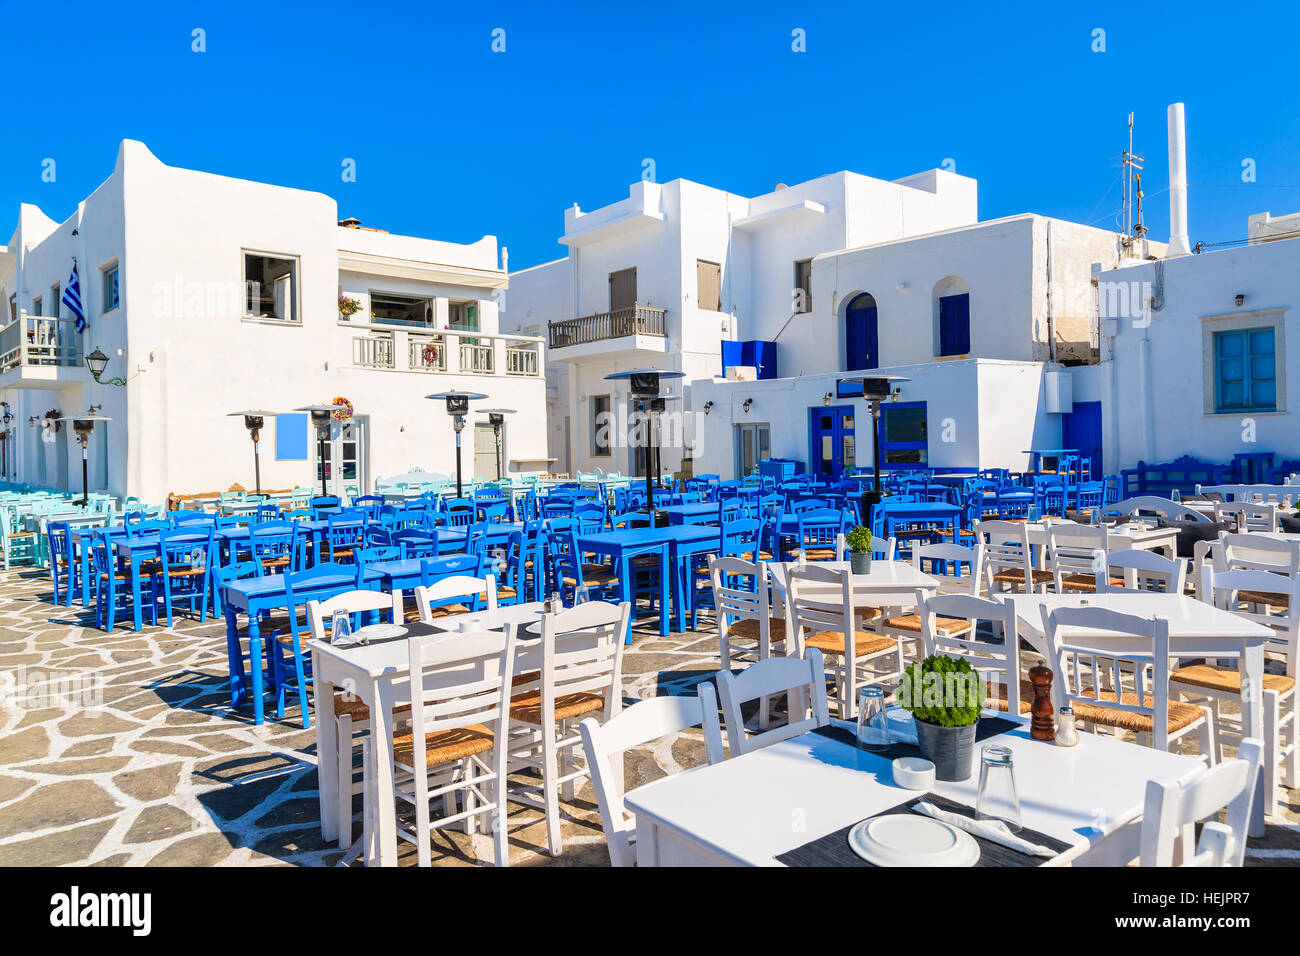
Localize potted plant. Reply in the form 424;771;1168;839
845;525;873;573
899;654;987;781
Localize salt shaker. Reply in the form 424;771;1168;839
1054;706;1079;747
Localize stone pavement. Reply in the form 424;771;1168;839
1;565;1298;867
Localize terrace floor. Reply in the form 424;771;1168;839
1;565;1299;867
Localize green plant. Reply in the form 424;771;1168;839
898;654;986;727
845;525;872;554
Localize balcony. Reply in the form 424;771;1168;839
548;305;666;350
0;312;89;388
348;324;543;378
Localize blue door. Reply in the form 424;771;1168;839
1061;401;1102;480
938;293;970;356
845;293;878;371
809;406;857;479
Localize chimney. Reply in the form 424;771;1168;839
1166;103;1191;257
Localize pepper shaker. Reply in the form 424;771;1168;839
1028;662;1056;741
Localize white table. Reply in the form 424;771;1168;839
768;560;942;608
1023;519;1179;561
310;602;546;866
997;591;1274;837
625;713;1202;866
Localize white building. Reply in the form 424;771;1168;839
0;141;548;504
505;170;978;477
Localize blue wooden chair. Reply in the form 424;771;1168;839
253;502;281;523
310;496;342;520
211;558;261;618
250;521;300;575
90;532;155;633
270;562;359;727
442;499;475;527
45;520;72;603
479;501;510;524
352;495;385;519
157;528;213;627
793;511;847;562
393;527;438;560
325;514;365;563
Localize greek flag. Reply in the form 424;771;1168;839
62;260;86;332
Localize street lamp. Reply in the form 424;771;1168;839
603;368;686;515
477;408;516;482
0;402;11;480
85;347;128;387
296;404;341;498
55;406;112;506
839;374;908;526
427;391;488;497
227;410;278;495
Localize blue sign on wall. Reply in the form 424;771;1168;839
275;413;308;460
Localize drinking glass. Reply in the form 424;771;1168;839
331;608;355;647
1027;504;1040;523
976;744;1022;832
856;686;890;751
574;585;592;606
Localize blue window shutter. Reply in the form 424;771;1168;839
939;293;970;356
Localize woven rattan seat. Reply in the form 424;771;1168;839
393;724;494;766
1171;663;1295;695
992;568;1055;586
333;693;411;721
882;613;972;635
739;550;774;562
1237;590;1290;608
791;548;837;561
509;689;605;723
727;617;786;640
1070;690;1205;734
804;631;895;657
1059;573;1126;593
403;602;469;623
984;679;1035;715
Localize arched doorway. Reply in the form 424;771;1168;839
845;293;878;371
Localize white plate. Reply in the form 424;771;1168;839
847;814;980;867
353;623;407;641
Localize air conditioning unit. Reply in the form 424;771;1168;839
726;365;758;382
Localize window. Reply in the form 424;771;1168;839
7;294;15;323
102;263;119;313
591;395;612;457
370;291;431;326
794;259;813;314
32;296;41;317
697;260;721;312
938;293;970;356
1215;327;1276;412
845;292;878;371
243;252;298;322
51;283;60;318
734;423;771;477
609;267;637;312
880;402;928;468
448;300;479;331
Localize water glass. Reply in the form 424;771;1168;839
1027;504;1041;523
856;686;890;751
976;744;1022;832
574;586;592;606
331;609;355;647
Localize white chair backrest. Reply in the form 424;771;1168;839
1217;533;1300;575
1140;738;1264;867
413;574;497;623
713;649;829;757
1046;523;1108;589
1214;500;1278;533
834;533;896;561
912;542;984;595
709;555;768;631
1202;566;1300;676
519;601;631;719
785;562;855;658
1041;605;1176;749
919;593;1022;716
1108;496;1208;523
1103;548;1187;594
578;685;724;867
973;520;1034;590
306;588;402;641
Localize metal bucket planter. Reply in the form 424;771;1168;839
913;719;976;781
849;551;872;574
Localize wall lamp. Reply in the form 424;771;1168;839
85;347;129;387
1235;294;1246;307
823;392;833;406
703;401;713;415
742;398;753;413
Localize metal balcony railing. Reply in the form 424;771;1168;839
548;304;666;349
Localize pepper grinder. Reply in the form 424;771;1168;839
1028;662;1056;741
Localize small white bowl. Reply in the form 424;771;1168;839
892;756;936;790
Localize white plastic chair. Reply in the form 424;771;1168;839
578;686;724;867
713;649;830;757
1140;738;1264;866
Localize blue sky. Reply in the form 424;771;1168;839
3;0;1297;268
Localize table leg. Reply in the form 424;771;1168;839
248;613;265;726
80;542;92;606
225;604;247;709
659;547;670;637
315;672;339;843
619;554;634;644
1243;640;1267;838
131;555;144;631
370;679;399;866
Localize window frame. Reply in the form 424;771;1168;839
241;249;301;325
100;260;120;315
32;295;41;317
50;283;60;319
879;401;929;470
734;422;771;477
590;394;612;458
794;259;813;315
368;289;433;328
1200;309;1287;416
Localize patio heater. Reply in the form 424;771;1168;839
477;408;516;481
839;374;908;527
0;402;10;479
55;407;112;506
604;368;686;517
427;391;488;498
296;405;342;498
227;410;278;496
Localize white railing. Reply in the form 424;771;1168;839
0;313;82;373
460;342;494;374
409;334;447;372
352;333;395;369
505;345;539;376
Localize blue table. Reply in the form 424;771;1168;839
222;566;383;725
662;503;719;526
69;530;210;630
67;526;132;607
577;526;717;637
874;501;961;541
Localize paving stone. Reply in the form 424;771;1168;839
56;713;141;737
0;726;49;764
124;805;197;844
0;820;114;866
112;763;182;802
0;774;35;804
0;780;121;839
147;832;236;866
24;756;132;776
